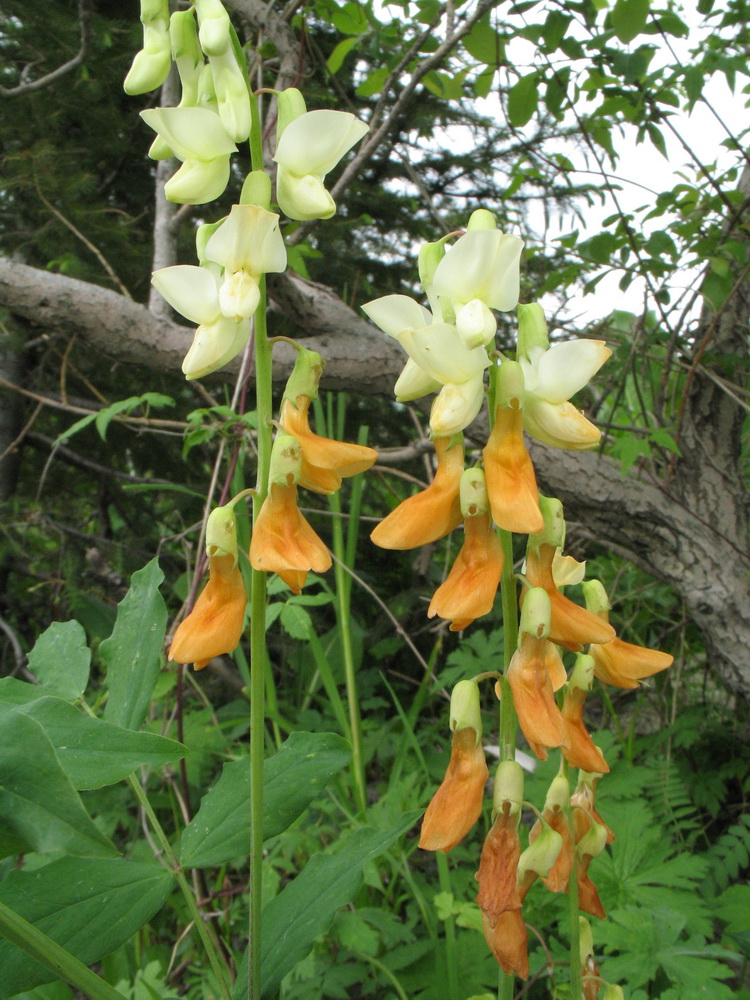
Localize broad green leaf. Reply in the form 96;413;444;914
26;621;90;702
0;712;117;859
102;559;167;731
327;36;359;74
463;18;503;64
0;858;174;998
179;732;351;867
332;1;368;34
280;602;312;640
507;72;538;127
233;813;420;999
356;66;388;98
0;696;187;789
714;883;750;933
611;0;650;44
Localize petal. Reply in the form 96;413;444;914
164;155;232;205
205;204;286;275
400;324;490;384
533;340;611;404
429;377;485;437
561;687;610;773
590;637;673;688
140;107;237;162
274;110;368;176
151;265;220;325
419;727;488;852
168;555;246;669
455;299;497;349
506;635;569;757
475;810;522;922
182;317;251;380
394;358;441;402
361;295;432;339
482;407;543;534
218;271;260;319
432;230;524;311
522;397;601;450
276;166;335;221
427;513;503;630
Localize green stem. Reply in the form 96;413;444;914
127;775;232;1000
436;852;459;1000
565;794;582;999
0;901;130;1000
498;527;519;760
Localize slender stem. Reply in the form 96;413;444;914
498;527;519;760
127;775;232;1000
565;787;582;1000
436;852;459;1000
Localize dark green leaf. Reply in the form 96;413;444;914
102;559;167;731
0;712;117;859
327;36;359;74
179;732;351;867
507;73;539;127
0;696;187;789
26;621;90;702
0;859;174;998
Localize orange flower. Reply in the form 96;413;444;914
371;435;463;549
419;726;488;852
279;395;377;495
507;631;569;760
525;543;615;648
476;805;522;923
577;852;606;919
528;777;574;894
169;554;246;670
571;773;615;846
249;481;332;594
483;908;529;980
545;640;567;692
561;683;609;773
590;636;673;689
572;773;612;920
482;405;543;534
427;511;504;630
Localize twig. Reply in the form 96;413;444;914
0;0;92;98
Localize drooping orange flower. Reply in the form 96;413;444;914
249;480;332;594
506;631;570;760
561;683;609;774
545;640;567;691
169;554;247;670
571;773;615;846
525;543;615;648
371;435;463;549
483;908;529;980
475;805;522;923
482;405;544;534
279;395;378;495
528;778;575;894
427;511;504;630
419;726;488;852
571;773;612;919
577;850;606;920
589;636;673;689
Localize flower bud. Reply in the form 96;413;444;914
467;208;497;231
276;87;308;139
528;495;565;553
579;916;594;963
518;820;563;880
268;433;303;487
124;35;171;96
210;48;251;142
418;239;446;292
495;359;525;409
577;819;608;859
165;156;231;205
195;221;225;263
429;378;485;438
603;986;625;1000
195;0;232;56
582;579;612;618
492;760;523;817
516;302;549;361
459;467;489;518
170;10;203;107
206;504;239;566
518;586;551;641
543;773;569;813
241;170;272;210
568;653;595;693
449;679;482;743
283;348;325;405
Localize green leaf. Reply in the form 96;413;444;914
280;602;313;640
179;732;351;867
332;1;368;34
612;0;650;44
714;884;750;933
26;621;90;702
0;696;187;790
233;813;420;999
327;36;359;74
0;711;117;859
507;72;538;127
463;18;503;64
356;65;388;97
102;559;167;731
0;858;174;998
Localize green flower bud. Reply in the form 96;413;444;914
577;819;608;858
518;586;551;641
459;467;489;518
543;773;570;813
527;495;565;553
495;359;525;409
492;760;524;817
568;653;595;693
276;87;307;140
418;239;446;291
206;504;238;565
449;679;482;743
603;986;625;1000
241;170;273;210
518;820;562;879
195;0;231;56
268;433;302;486
582;579;611;617
516;302;549;361
283;348;324;405
466;208;497;231
579;916;594;963
195;220;225;262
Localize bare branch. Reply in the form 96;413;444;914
0;0;92;98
